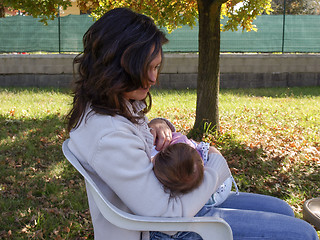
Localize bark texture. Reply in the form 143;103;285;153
192;0;227;136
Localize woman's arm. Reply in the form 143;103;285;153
72;114;229;218
208;145;222;155
205;153;231;184
90;128;222;218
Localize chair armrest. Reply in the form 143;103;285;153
88;182;233;240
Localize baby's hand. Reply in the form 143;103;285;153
149;119;172;151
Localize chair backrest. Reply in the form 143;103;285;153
62;139;233;240
62;139;142;227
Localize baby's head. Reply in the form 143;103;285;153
153;143;204;197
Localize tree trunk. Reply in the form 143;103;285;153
191;0;227;138
0;4;5;18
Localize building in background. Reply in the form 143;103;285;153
59;0;80;16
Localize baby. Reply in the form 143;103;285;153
151;132;238;206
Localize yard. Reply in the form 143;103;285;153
0;87;319;239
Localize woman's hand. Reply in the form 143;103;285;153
148;119;172;151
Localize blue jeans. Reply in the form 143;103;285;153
150;192;319;240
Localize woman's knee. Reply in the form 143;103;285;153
224;192;295;216
266;195;295;216
290;219;319;240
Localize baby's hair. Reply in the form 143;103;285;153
153;143;204;197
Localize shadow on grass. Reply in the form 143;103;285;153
202;131;320;206
212;133;287;197
0;114;93;239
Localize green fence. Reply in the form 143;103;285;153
0;15;93;52
0;14;320;53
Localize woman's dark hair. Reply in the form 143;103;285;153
153;143;204;197
67;8;168;132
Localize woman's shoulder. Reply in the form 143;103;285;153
87;111;134;128
69;113;146;160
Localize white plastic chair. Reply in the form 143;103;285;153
62;139;233;240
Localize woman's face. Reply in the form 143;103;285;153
123;50;162;101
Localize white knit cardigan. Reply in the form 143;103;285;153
68;101;231;240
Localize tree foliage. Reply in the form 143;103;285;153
0;0;275;32
84;0;273;33
271;0;320;15
222;0;273;32
0;0;71;22
84;0;198;33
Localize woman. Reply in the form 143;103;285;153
66;7;318;240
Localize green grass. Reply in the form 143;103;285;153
0;87;319;238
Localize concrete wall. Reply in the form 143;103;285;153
1;53;320;89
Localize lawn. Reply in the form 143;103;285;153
0;87;319;239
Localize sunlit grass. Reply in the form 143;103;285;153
0;88;71;119
0;87;319;238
